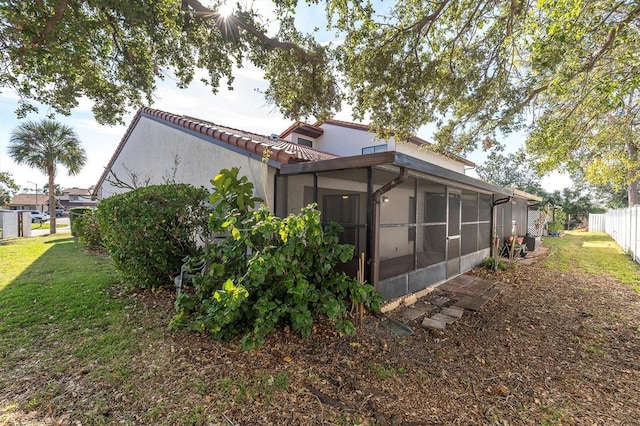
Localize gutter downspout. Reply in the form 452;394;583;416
371;167;408;291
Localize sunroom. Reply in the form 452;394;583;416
275;151;535;300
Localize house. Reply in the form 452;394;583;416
6;193;48;212
58;188;97;210
94;107;540;300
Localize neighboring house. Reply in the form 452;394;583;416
58;188;97;210
7;193;48;212
94;107;540;301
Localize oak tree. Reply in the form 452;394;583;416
2;0;638;190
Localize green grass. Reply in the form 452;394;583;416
542;231;640;291
0;235;149;391
30;222;68;230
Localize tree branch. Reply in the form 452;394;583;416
182;0;309;55
579;3;640;76
31;0;70;46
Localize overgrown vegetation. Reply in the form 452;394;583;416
171;168;381;349
96;184;209;288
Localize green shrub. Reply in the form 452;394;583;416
74;210;104;250
96;184;209;288
69;207;93;236
548;221;564;234
482;256;507;271
171;168;382;349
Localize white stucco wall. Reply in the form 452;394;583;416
289;124;467;173
98;117;276;206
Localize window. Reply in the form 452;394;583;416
298;137;313;147
362;144;387;154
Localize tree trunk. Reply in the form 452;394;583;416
627;141;639;206
48;164;56;234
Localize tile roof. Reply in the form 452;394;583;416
63;188;92;196
182;115;337;162
278;122;324;139
9;194;45;206
94;108;338;195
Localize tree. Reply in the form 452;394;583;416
568;169;637;209
547;188;598;230
2;1;638;156
43;183;64;197
528;83;640;206
0;171;19;206
8;119;87;234
475;148;544;196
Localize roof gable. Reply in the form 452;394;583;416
94;108;338;195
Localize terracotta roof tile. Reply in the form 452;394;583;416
9;194;40;205
94;108;338;196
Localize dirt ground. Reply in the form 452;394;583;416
2;253;640;425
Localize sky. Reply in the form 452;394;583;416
0;1;572;195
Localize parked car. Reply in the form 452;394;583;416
18;210;50;223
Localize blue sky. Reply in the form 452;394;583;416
0;1;571;194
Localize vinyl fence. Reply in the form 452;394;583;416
589;206;640;264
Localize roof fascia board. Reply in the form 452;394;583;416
392;152;511;196
280;151;512;196
509;187;543;202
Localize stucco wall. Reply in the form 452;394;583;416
98;117;276;207
288;124;467;173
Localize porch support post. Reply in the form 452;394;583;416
371;167;408;291
492;196;512;258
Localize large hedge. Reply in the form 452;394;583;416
96;184;209;288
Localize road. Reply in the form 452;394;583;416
30;217;71;237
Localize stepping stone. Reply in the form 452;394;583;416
433;296;451;307
397;302;439;321
454;296;489;311
483;287;503;300
431;313;458;324
421;317;446;331
441;306;464;318
466;280;496;297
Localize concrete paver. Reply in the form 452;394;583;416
431;313;458;324
440;306;464;318
421;317;446;331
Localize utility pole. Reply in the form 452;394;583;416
27;181;38;210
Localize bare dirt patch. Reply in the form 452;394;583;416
2;256;640;425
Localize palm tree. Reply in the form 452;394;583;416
8;119;86;234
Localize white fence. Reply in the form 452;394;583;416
589;206;640;264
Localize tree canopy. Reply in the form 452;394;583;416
0;171;18;206
1;1;638;166
474;148;544;196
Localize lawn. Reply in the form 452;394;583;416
30;222;69;230
1;232;639;424
542;230;640;291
